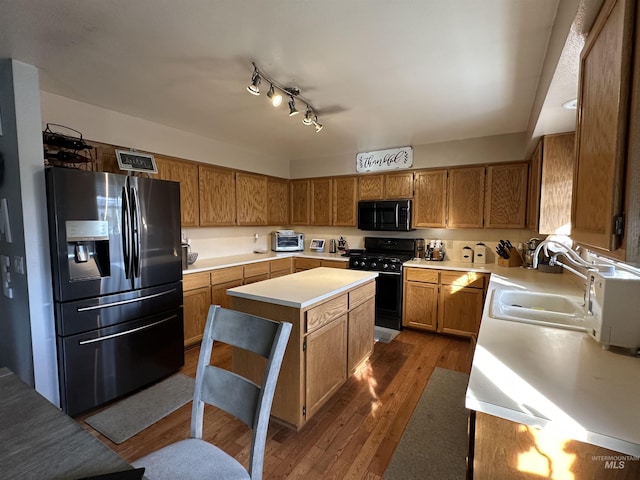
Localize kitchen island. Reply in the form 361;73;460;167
227;267;378;430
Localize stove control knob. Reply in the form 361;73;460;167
383;263;389;269
388;264;396;271
371;262;377;269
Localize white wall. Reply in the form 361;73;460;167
40;92;290;178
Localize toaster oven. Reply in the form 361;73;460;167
272;230;304;252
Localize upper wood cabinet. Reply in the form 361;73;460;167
539;133;575;235
236;172;267;226
154;156;200;228
484;163;528;229
290;179;310;225
333;176;358;226
572;0;634;252
413;169;447;228
311;178;333;226
526;140;543;230
198;165;236;226
358;172;414;200
267;177;289;225
447;166;485;228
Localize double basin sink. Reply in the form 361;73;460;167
489;289;589;332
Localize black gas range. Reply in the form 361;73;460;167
347;237;421;331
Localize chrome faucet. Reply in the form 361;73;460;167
532;238;613;280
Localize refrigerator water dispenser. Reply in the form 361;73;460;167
65;220;110;280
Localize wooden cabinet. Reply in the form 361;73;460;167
538;133;575;235
290;180;310;225
447;166;485;228
484;163;528;229
526;140;543;230
210;266;243;310
310;178;333;226
403;267;487;337
183;272;211;347
413;169;447;228
294;257;347;272
269;258;292;278
347;298;375;373
243;261;270;285
154;156;199;227
267;177;289;225
358;172;414;200
198;165;236;226
332;176;358;226
573;0;634;254
235;172;267;226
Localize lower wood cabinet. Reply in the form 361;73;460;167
294;257;348;272
403;267;487;337
183;271;212;347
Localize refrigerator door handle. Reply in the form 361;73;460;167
78;315;177;345
76;288;178;312
121;184;133;279
131;185;142;278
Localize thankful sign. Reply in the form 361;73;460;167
356;146;413;173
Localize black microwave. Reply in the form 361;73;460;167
357;199;413;231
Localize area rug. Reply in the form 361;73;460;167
385;367;470;480
374;326;401;344
85;373;195;444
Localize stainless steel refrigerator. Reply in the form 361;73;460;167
46;167;184;416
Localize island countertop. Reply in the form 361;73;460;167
226;267;378;309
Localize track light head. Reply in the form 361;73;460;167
302;107;314;125
267;85;283;107
288;97;299;116
247;70;261;95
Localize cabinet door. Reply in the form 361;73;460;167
311;178;333;226
358;175;384;200
333;176;358;226
183;286;211;347
573;0;634;251
236;172;267;226
267;177;289;225
305;315;347;418
347;298;375;373
198;165;236;226
154;156;200;227
403;281;438;331
438;285;484;337
539;133;575;235
484;163;528;229
413;169;447;228
447;166;485;228
211;279;243;309
384;172;414;199
290;180;310;225
526;140;542;231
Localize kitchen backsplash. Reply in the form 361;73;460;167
184;226;538;264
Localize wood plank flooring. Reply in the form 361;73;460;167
77;329;472;479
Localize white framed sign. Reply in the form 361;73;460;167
356;146;413;173
116;150;157;174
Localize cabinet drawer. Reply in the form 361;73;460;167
244;261;270;278
440;271;485;289
405;268;439;283
183;271;211;291
349;281;375;309
295;258;322;270
270;257;292;273
210;266;243;285
244;273;269;285
320;260;348;269
306;294;348;333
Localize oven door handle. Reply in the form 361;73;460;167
377;270;402;276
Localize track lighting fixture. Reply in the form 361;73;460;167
246;62;324;132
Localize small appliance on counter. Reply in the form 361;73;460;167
337;236;348;251
271;230;304;252
329;239;337;253
309;239;325;252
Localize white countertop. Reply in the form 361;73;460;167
226;267;378;309
183;251;348;274
466;266;640;456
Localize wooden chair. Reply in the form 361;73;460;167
132;305;292;480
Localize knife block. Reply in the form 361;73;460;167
497;248;523;267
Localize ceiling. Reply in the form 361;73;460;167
0;0;599;162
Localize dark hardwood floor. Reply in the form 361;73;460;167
77;329;472;479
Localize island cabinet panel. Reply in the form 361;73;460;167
267;177;289;225
305;315;348;419
447;166;485;228
347;298;375;373
306;294;348;333
235;172;267;226
413;169;447;228
199;165;236;226
154;156;200;227
290;180;310;225
484;163;528;229
311;178;333;226
332;176;358;226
